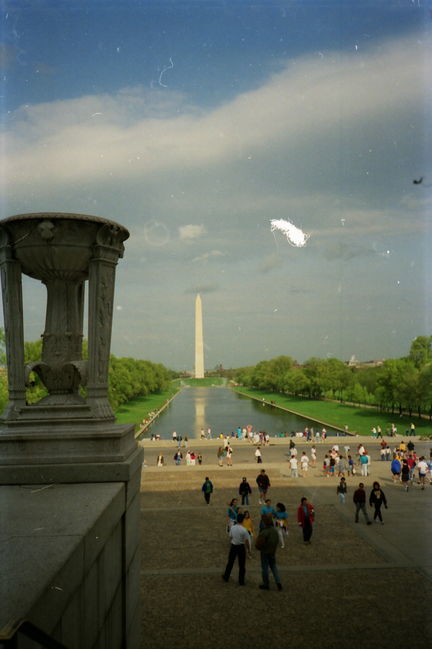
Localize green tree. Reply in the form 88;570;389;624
419;363;432;418
283;368;310;396
408;335;432;369
346;382;370;406
303;357;326;398
320;358;353;400
394;361;419;416
250;360;274;390
376;358;419;415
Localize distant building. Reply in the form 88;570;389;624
346;357;385;369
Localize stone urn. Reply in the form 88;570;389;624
0;213;141;482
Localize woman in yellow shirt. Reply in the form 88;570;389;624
241;510;255;538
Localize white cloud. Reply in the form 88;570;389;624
178;224;206;241
191;250;226;263
2;36;430;193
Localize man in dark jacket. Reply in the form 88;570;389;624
238;477;252;505
256;469;270;504
255;513;282;591
201;477;213;504
353;482;372;525
369;481;388;524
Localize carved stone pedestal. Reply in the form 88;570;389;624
0;212;143;483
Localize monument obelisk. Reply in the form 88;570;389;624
195;293;205;378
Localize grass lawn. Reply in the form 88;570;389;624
181;377;226;387
232;387;432;437
115;385;180;426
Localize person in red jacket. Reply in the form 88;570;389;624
297;497;315;544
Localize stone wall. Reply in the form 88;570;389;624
0;473;142;649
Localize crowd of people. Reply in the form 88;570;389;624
190;435;430;589
159;428;432;487
216;469;399;588
219;469;317;589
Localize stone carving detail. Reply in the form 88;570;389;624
26;360;88;404
37;220;55;241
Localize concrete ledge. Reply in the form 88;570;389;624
0;445;143;484
0;483;124;638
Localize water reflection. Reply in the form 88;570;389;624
195;392;206;437
143;387;340;440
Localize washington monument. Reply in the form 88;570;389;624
195;294;204;378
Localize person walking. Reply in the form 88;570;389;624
226;445;233;466
274;502;288;549
222;513;251;586
173;449;183;466
391;456;401;483
255;447;263;463
406;454;416;483
156;453;164;467
239;477;252;505
337;477;347;504
353;483;372;525
360;452;369;477
417;456;429;489
300;452;309;476
217;446;225;467
201;476;214;504
289;454;299;478
369;481;388;524
241;510;255;538
297;497;315;544
401;460;410;491
255;514;282;590
226;498;239;530
310;445;317;467
256;469;270;504
337;456;347;478
260;498;277;528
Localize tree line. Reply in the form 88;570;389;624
0;331;174;413
233;335;432;418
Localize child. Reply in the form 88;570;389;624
323;454;330;478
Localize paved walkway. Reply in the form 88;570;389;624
139;437;432;649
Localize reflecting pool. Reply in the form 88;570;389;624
141;387;342;439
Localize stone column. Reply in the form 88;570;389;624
42;279;84;365
0;227;26;416
87;223;125;420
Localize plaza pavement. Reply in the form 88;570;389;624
139;436;432;649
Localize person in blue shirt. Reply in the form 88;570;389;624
227;498;240;531
274;502;288;549
259;499;276;530
391;456;401;482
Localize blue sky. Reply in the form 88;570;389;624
1;1;431;370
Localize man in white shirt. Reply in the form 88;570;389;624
222;514;251;585
417;456;428;490
289;455;299;478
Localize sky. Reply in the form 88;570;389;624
0;0;431;371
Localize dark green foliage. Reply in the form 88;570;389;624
0;328;173;413
233;337;432;419
108;356;172;411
